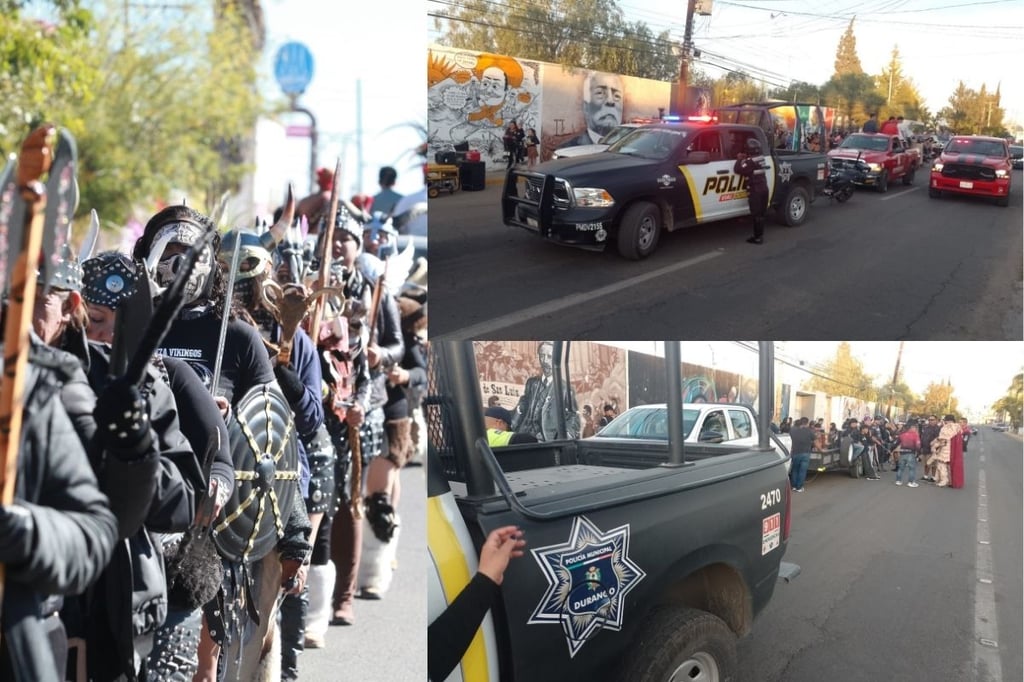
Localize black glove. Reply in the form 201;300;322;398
274;363;306;404
0;504;35;565
94;378;154;459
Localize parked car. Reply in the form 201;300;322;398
827;133;922;192
1009;145;1023;170
551;123;643;159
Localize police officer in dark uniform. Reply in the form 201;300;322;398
734;138;769;244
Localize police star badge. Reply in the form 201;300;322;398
778;161;793;184
528;515;646;657
657;174;676;188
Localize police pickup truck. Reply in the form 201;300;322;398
428;341;798;681
502;118;827;259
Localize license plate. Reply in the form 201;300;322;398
526;216;538;230
959;181;973;189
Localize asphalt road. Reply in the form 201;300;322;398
736;427;1023;682
299;464;426;680
431;170;1024;340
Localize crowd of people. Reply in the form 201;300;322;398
780;413;973;492
0;148;428;681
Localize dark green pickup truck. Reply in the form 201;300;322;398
427;342;799;681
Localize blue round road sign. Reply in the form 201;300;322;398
274;41;314;96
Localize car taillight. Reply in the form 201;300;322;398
783;483;792;542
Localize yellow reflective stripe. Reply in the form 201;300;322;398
488;429;513;447
677;165;703;221
427;496;490;682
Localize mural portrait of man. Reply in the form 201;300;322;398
510;341;582;442
558;71;624;149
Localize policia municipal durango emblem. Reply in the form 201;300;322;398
528;515;646;657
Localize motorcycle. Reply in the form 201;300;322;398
822;151;862;203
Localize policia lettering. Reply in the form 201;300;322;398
701;174;751;198
733;138;770;244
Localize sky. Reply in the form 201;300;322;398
428;0;1024;129
779;341;1023;417
670;0;1024;124
603;342;1023;419
256;0;427;205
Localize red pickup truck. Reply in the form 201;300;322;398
827;133;922;193
929;135;1013;207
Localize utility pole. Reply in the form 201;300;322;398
885;340;904;419
673;0;697;116
356;79;364;196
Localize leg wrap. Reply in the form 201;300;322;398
365;492;399;543
384;418;413;469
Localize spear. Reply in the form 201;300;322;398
0;125;63;624
307;157;343;343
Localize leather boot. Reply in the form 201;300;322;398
330;503;360;625
278;585;306;679
384;417;413;468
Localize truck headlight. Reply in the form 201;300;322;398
931;162;944;172
867;163;882;172
573;187;615;208
995;169;1009;178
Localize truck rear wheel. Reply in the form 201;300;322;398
619;607;737;682
902;168;915;185
779;185;809;226
849;457;863;479
617;202;661;260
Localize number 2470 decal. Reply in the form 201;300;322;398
761;488;783;510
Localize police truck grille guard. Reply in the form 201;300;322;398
502;169;572;235
939;163;998;182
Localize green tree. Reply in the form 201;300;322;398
434;0;679;81
991;373;1023;428
768;81;822;104
877;379;916;419
832;18;863;77
802;343;877;401
2;1;267;229
912;382;959;419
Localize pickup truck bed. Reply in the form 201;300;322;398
449;438;790;679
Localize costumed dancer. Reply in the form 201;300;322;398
218;212;328;680
132;204;309;681
79;250;232;681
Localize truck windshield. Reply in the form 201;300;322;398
598;125;639;146
838;134;890;152
947;138;1006;157
595;406;699;439
607;128;688;160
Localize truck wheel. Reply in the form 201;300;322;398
619;607;737;682
901;168;916;185
617;202;661;260
779;185;809;226
876;171;889;193
849;457;862;479
996;195;1009;207
428;186;440;199
928;188;941;199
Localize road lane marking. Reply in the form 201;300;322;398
880;187;920;201
973;468;1002;681
439;250;725;338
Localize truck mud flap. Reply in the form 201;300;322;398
501;168;555;236
778;561;801;583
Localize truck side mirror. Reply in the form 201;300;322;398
682;150;711;165
699;431;724;443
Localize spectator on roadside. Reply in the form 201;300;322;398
827;422;839;449
895;419;921;487
524;127;540;167
598;403;617;429
503;121;520;168
428;525;526;681
920;415;941;481
372;166;403;218
582;404;596;438
788;417;815;493
780;417;793;434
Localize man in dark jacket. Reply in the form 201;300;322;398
862;113;879;133
511;341;581;441
788;417;816;492
920;415;942;481
0;335;119;681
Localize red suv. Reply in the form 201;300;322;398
929;135;1012;206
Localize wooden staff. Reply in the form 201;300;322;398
307;157;343;342
0;125;57;622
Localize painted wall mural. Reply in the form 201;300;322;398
428;45;671;170
428;47;542;169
